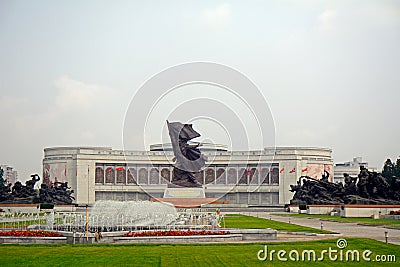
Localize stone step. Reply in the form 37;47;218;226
151;198;221;208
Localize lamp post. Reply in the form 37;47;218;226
85;204;89;242
86;165;89;242
87;165;90;205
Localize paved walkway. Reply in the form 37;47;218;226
242;212;400;245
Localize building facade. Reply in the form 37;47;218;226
0;165;18;184
43;145;333;206
333;157;376;184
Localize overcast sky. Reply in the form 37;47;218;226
1;1;399;181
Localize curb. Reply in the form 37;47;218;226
278;231;341;237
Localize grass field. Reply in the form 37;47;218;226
275;213;400;229
0;238;398;266
223;214;334;234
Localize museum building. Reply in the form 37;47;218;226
42;145;333;206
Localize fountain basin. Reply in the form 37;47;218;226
114;234;243;244
225;229;277;240
0;236;67;244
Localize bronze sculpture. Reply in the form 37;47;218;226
0;168;74;204
166;121;207;187
290;166;400;205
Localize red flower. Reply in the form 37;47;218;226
0;230;63;237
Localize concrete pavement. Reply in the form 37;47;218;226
242;212;400;245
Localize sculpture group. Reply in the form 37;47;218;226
0;168;74;204
290;166;400;205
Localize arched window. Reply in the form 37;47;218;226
261;168;270;184
149;168;159;184
205;168;215;184
138;168;148;184
249;168;258;184
227;168;237;184
105;167;114;184
127;168;137;184
116;166;126;184
271;168;279;184
95;167;104;184
238;168;247;184
216;168;226;184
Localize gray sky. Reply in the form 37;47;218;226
0;1;399;181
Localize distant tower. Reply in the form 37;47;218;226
0;165;18;184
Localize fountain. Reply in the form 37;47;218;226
0;200;278;243
89;200;177;231
0;201;218;232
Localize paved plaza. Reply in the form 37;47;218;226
242;212;400;245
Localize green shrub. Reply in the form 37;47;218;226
39;203;54;209
299;204;307;210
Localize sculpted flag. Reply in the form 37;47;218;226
167;121;206;166
167;121;203;163
167;121;200;141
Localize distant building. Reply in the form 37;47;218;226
43;145;333;206
333;157;375;184
0;165;18;184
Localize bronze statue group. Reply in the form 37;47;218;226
0;169;74;204
290;166;400;205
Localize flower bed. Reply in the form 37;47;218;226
0;230;63;237
124;229;230;237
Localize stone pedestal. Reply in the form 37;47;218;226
152;187;219;208
163;187;205;198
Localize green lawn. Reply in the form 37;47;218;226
223;214;334;234
1;219;47;228
275;213;400;229
0;238;398;266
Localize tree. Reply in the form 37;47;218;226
0;167;7;189
382;158;395;184
0;167;12;202
395;158;400;179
